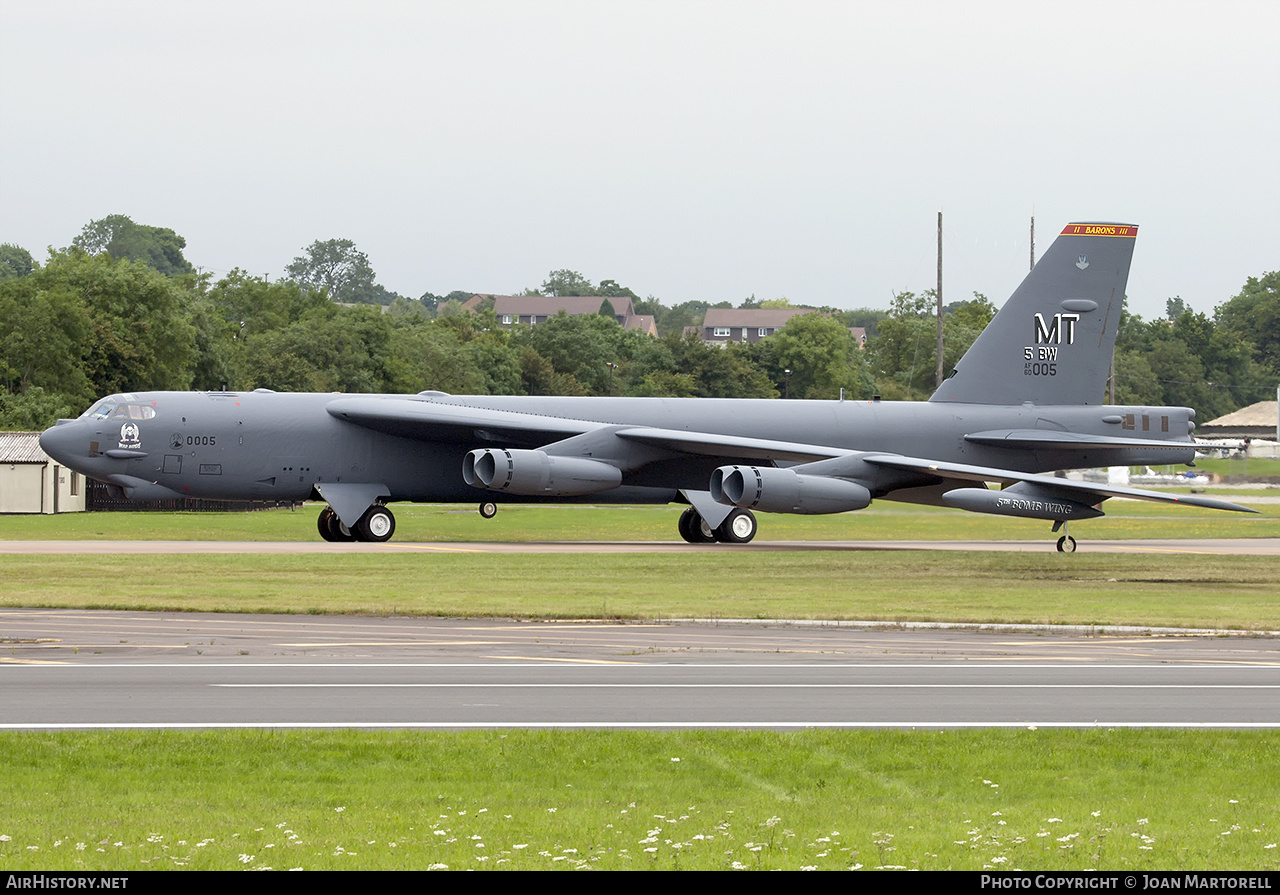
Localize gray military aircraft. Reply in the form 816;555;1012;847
39;222;1254;551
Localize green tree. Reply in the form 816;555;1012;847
767;313;874;400
0;386;84;430
243;304;397;393
1216;272;1280;379
382;321;485;395
596;279;638;299
0;276;92;401
0;243;35;281
664;334;778;399
866;290;935;398
285;238;382;305
538;269;596;297
26;250;197;396
519;312;626;394
867;291;993;398
70;215;193;276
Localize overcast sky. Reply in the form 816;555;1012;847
2;0;1277;319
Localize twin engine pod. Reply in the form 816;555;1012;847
711;465;872;515
463;448;623;496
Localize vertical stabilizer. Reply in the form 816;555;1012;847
930;222;1136;405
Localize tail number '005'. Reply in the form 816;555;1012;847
186;435;216;446
1024;362;1057;376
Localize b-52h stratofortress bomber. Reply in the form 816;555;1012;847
40;222;1254;551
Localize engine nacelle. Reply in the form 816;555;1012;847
941;486;1105;521
710;465;872;515
463;449;623;496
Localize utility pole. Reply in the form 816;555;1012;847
1030;215;1035;270
936;211;944;388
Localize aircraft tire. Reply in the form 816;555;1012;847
356;505;396;543
715;508;757;544
678;507;717;544
479;501;498;519
317;507;339;542
1056;535;1077;553
322;507;356;542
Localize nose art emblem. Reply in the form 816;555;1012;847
119;423;141;449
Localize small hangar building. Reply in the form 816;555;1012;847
0;431;86;514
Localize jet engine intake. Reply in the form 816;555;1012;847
710;465;872;515
463;449;623;496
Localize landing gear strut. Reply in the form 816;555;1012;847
1053;520;1077;553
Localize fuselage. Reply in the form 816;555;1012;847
39;390;1198;507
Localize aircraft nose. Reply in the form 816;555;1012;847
39;420;85;466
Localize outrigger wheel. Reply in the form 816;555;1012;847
479;501;498;519
1053;520;1077;553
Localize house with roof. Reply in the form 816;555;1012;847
465;295;658;336
686;307;866;347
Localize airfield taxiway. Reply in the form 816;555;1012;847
2;610;1278;729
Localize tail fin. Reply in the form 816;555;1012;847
930;222;1136;405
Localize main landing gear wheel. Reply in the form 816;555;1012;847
677;507;717;544
715;508;757;544
356;505;396;543
317;506;355;542
479;501;498;519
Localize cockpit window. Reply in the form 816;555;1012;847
81;398;156;421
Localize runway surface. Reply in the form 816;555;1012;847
2;610;1278;729
3;537;1279;554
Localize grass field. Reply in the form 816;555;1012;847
0;729;1275;871
1;551;1276;629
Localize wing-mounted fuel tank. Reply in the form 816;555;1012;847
942;482;1105;521
463;448;623;496
710;464;872;515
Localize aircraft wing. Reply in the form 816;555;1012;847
325;396;600;446
327;397;854;462
861;454;1258;513
614;427;853;463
